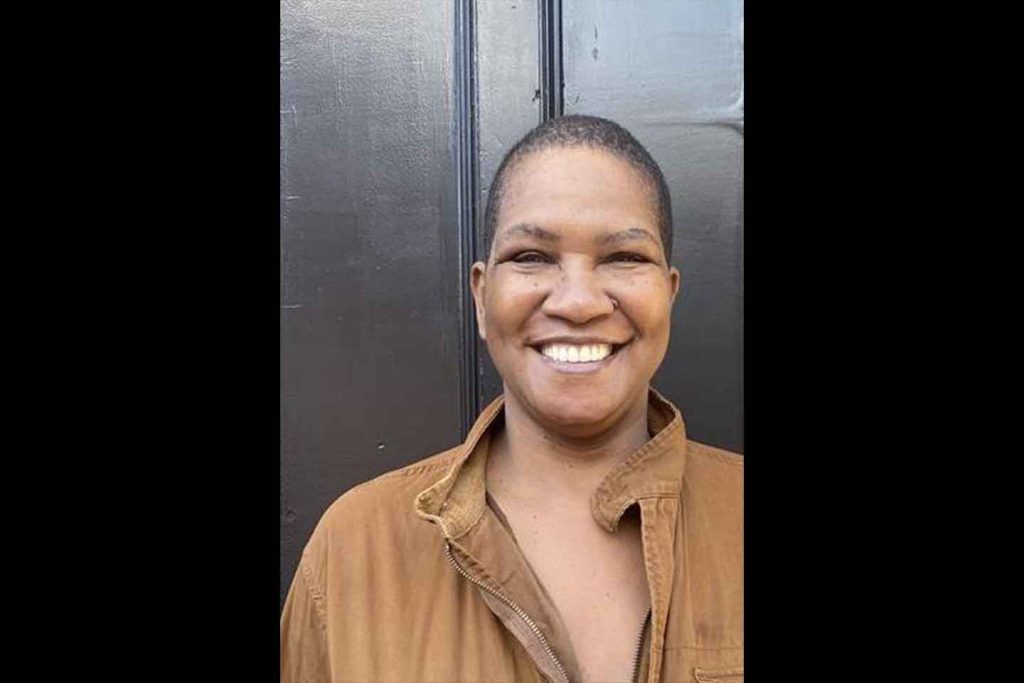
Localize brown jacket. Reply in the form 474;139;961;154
280;391;743;683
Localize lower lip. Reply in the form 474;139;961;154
532;346;624;374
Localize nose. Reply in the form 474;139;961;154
541;261;616;323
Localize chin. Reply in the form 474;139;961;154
528;391;624;434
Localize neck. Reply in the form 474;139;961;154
487;389;652;505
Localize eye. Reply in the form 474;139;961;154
510;251;552;264
606;252;650;265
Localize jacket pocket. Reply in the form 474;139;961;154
694;666;744;682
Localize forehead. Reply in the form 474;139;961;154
497;146;659;237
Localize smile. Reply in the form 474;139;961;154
529;340;629;373
539;342;612;363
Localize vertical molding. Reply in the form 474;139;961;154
538;0;563;121
455;0;479;437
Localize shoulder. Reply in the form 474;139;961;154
328;445;461;515
682;439;743;515
687;440;744;468
298;446;459;576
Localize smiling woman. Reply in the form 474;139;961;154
473;144;679;439
280;116;743;683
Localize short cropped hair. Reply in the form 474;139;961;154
483;114;674;262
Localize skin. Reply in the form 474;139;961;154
470;146;680;682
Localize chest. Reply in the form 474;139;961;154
500;501;651;682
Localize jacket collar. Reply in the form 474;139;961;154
415;388;689;538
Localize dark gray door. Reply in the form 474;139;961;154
280;0;466;607
281;0;743;606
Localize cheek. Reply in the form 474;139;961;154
613;276;674;332
485;276;548;335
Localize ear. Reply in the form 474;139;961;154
470;261;488;340
668;266;681;306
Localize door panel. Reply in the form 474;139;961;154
280;0;464;605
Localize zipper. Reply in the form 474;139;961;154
445;541;571;683
629;608;652;683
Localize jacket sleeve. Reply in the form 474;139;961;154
280;555;331;683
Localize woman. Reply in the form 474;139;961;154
280;115;743;683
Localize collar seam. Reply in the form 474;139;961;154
592;420;684;506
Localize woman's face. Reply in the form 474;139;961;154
471;146;680;437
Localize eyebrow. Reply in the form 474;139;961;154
495;223;560;246
495;224;660;250
596;227;660;248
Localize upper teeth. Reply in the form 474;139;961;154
540;343;612;363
